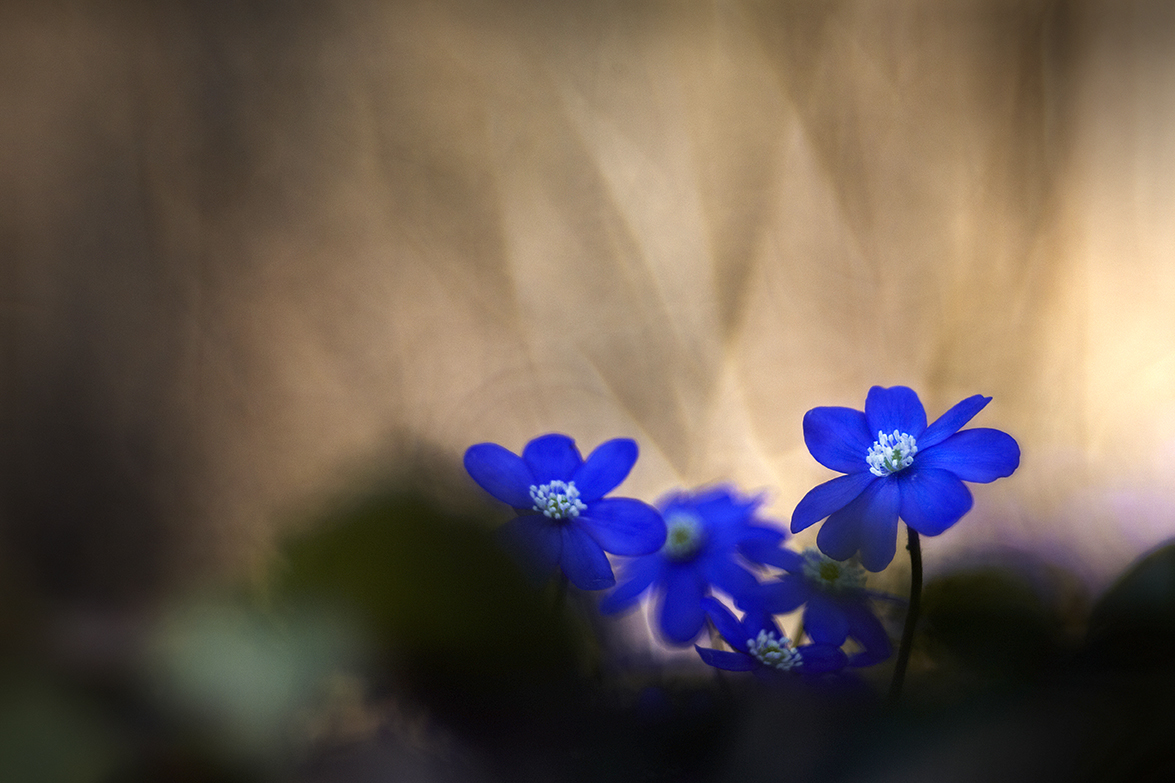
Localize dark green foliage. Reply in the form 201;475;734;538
921;565;1071;681
269;491;586;686
1087;541;1175;670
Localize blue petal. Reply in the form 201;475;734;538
843;602;892;666
737;524;787;548
571;438;638;500
692;485;761;517
740;606;783;639
739;530;802;570
915;428;1020;483
702;596;748;650
803;406;874;473
796;644;848;674
898;467;973;536
655;489;689;511
815;507;863;562
523;434;583;483
500;514;562;577
578;498;666;556
559;524;615;590
464;443;536;507
690;488;762;542
598;555;662;614
791;471;878;533
865;386;927;438
756;574;809;614
918;394;991;449
858;534;899;573
658;565;707;644
696;645;758;671
701;558;760;608
817;477;900;571
803;593;850;646
856;491;902;572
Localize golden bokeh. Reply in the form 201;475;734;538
2;0;1174;598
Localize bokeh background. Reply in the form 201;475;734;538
4;1;1175;780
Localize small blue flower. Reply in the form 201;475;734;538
599;485;786;645
791;386;1020;571
464;433;665;590
753;548;892;666
695;597;847;678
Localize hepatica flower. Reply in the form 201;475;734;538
792;386;1020;572
754;548;892;666
464;434;665;590
599;485;787;645
695;597;846;678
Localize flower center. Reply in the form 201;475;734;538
529;480;587;519
866;430;918;477
746;629;803;671
801;548;866;593
661;511;705;560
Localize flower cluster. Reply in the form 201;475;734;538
753;547;891;666
463;387;1018;682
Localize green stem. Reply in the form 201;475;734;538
888;525;922;702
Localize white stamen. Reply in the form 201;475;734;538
529;480;587;519
866;430;918;477
801;547;866;593
661;511;705;560
746;629;803;671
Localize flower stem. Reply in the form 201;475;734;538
888;525;921;702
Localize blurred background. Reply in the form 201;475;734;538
4;1;1175;780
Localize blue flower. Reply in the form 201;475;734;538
464;433;665;590
695;597;847;677
753;548;892;666
599;485;787;645
791;386;1020;571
